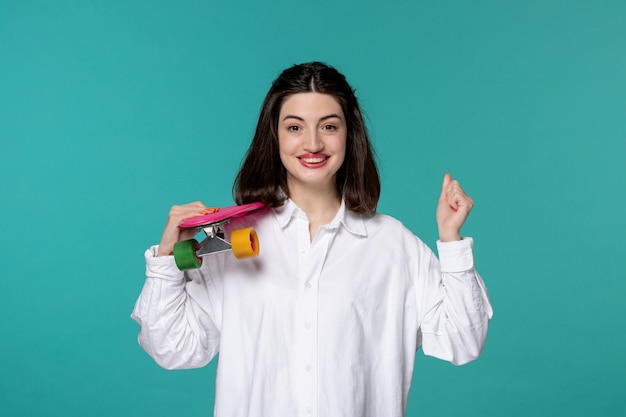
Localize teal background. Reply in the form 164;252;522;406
1;0;624;416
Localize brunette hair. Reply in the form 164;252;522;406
233;62;380;214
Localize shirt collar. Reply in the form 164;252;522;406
273;199;367;237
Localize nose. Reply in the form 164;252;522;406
303;130;323;152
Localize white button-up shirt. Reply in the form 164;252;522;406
132;199;493;417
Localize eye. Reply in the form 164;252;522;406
287;125;300;132
322;124;337;132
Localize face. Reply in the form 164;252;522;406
278;92;347;194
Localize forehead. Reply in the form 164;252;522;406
279;93;344;119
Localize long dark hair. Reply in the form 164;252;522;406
234;62;380;214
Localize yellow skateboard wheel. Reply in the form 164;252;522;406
231;227;260;259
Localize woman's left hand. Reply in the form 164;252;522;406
436;173;474;242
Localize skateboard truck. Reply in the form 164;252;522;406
197;221;233;256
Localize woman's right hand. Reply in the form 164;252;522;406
156;201;209;257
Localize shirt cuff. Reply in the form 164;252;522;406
145;245;185;281
436;237;474;273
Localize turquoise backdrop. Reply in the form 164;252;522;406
1;1;624;416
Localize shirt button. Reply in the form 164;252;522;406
305;365;312;372
305;282;312;289
305;406;312;414
304;322;311;329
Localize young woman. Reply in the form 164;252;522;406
132;62;493;417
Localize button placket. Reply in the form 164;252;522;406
300;253;318;416
295;216;318;415
295;219;335;417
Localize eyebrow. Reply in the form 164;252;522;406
282;114;343;122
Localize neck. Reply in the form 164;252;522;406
288;182;341;226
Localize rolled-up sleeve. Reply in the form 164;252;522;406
130;246;221;370
415;238;493;365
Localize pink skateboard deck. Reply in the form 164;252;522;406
180;202;265;228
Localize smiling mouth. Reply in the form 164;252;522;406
299;156;328;164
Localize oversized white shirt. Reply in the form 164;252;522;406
131;199;493;417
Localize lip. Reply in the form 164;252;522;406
297;153;329;168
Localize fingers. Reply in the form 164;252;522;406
439;173;454;209
442;172;452;190
167;201;209;226
157;201;209;257
439;173;474;213
436;173;474;241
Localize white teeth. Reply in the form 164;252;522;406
301;157;326;163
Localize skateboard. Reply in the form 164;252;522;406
173;202;265;271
